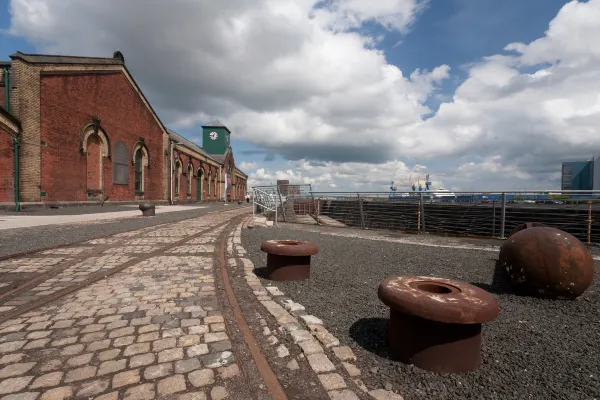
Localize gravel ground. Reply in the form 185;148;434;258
0;203;250;258
242;226;600;400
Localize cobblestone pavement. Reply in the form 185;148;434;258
0;207;257;399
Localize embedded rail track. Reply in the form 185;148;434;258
0;218;232;325
0;206;311;400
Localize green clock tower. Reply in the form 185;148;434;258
202;120;230;155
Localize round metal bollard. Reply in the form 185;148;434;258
260;240;318;281
378;276;499;374
507;222;548;239
499;226;594;299
139;203;155;217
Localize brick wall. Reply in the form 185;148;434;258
173;152;201;202
170;147;225;202
39;72;165;201
9;60;42;202
0;126;14;203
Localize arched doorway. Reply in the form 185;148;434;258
86;135;102;194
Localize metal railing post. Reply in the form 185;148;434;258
492;200;496;237
500;192;506;239
417;196;421;234
357;193;365;229
420;192;426;233
277;185;286;222
587;201;592;246
311;191;319;225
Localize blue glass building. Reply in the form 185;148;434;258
561;160;593;190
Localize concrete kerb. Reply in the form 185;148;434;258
228;216;404;400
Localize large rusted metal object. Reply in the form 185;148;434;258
378;276;499;373
507;222;547;238
139;203;155;217
499;226;594;299
260;240;318;281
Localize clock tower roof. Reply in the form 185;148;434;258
201;120;231;134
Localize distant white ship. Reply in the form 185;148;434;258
430;187;456;198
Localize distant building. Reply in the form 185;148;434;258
561;160;594;190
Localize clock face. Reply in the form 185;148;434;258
209;131;218;140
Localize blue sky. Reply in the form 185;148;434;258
0;0;573;177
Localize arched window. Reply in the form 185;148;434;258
113;141;129;184
197;167;204;201
187;164;193;196
132;142;149;194
174;160;182;196
134;149;143;192
207;171;211;197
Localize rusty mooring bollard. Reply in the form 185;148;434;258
499;226;595;299
260;240;318;281
139;203;155;217
378;276;499;373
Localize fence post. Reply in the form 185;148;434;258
277;185;286;222
587;201;592;246
500;192;506;239
311;192;319;225
492;201;496;237
315;196;320;225
417;196;421;234
420;192;426;233
357;193;365;229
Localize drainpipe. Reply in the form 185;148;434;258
5;67;18;211
169;140;173;205
13;133;20;211
219;165;222;201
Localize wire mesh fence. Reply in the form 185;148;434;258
252;187;600;245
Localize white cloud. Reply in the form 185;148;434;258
238;161;258;172
245;157;547;193
6;0;600;191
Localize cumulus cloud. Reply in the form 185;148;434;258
6;0;600;191
245;157;550;192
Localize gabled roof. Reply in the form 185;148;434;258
207;147;247;177
202;120;231;133
10;51;124;66
168;129;222;165
9;51;170;139
168;129;204;155
208;154;227;164
169;130;247;177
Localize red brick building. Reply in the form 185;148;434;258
0;105;20;204
0;51;247;210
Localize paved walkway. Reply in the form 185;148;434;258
0;208;250;399
0;205;209;231
0;208;372;400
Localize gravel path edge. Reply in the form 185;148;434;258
230;216;403;400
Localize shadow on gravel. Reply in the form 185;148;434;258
253;266;268;278
349;317;392;359
470;259;514;295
